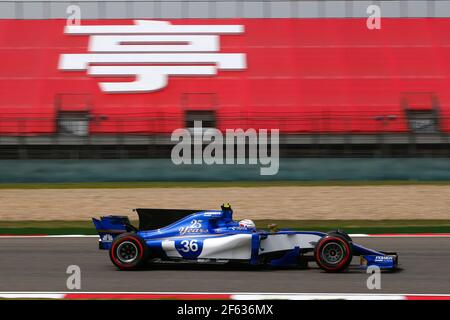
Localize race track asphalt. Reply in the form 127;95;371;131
0;237;449;293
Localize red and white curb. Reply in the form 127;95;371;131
0;292;449;300
232;293;450;300
1;234;450;238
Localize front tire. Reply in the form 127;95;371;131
314;235;353;272
109;233;148;270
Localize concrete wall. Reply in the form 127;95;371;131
1;158;450;182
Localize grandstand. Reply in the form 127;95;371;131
1;0;450;159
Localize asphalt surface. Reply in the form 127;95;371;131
0;237;449;293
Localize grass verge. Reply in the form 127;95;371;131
1;220;450;235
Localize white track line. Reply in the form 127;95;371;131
0;293;65;299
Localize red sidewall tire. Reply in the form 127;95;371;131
109;233;147;270
314;236;352;272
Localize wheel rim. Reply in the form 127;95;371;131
116;241;139;263
321;242;345;265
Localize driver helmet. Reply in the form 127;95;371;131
239;219;256;229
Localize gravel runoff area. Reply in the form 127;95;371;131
0;185;449;221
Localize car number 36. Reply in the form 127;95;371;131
180;240;199;252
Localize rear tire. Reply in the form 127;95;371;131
314;235;353;272
109;233;148;270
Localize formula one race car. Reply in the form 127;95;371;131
92;204;398;272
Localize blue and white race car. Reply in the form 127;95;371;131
93;204;398;272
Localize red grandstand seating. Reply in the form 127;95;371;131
0;18;449;135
